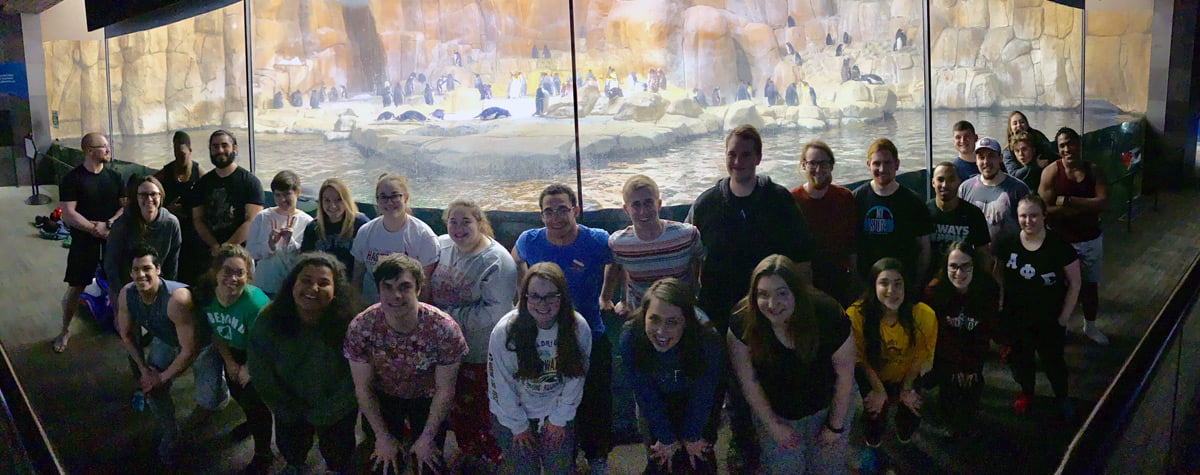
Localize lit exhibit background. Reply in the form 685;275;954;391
41;0;1151;211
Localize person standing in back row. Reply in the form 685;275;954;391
853;138;933;286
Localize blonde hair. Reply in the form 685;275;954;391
442;198;495;239
375;173;411;213
316;178;360;242
621;174;660;202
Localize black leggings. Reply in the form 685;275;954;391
275;409;357;471
1009;321;1069;400
228;348;273;457
577;335;613;460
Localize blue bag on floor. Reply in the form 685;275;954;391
80;266;115;333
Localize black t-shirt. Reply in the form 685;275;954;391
687;176;814;328
996;230;1078;319
186;167;264;244
926;199;990;266
60;164;123;222
156;161;201;211
301;212;369;273
853;183;933;278
730;290;850;421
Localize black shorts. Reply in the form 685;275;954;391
64;230;105;286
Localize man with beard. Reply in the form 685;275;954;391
928;161;991;278
958;137;1030;251
791;140;858;306
54;132;125;353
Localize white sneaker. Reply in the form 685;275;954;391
1083;321;1109;345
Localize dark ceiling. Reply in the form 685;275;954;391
1;0;64;15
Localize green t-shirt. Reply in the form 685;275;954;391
205;285;269;351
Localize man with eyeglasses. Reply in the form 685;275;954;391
928;161;991;279
512;183;614;474
791;140;857;306
54;132;125;353
686;124;814;471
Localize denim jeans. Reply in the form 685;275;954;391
754;408;849;475
493;417;575;475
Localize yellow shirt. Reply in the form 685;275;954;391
847;301;937;384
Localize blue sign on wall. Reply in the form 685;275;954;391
0;63;29;100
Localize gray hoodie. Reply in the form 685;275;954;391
104;207;182;289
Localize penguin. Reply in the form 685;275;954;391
272;91;284;109
851;64;861;81
309;89;320;109
808;83;818;106
531;45;539;59
376;111;396;121
787;15;796;27
542;45;551;59
841;59;851;82
764;79;778;106
423;83;434;105
793;52;802;66
392;82;402;104
735;82;751;102
395;110;428;121
382;89;392;107
319;86;328;102
894;29;908;51
785;42;795;56
712;87;723;106
535;84;547;116
431;109;445;120
404;73;416;97
446;73;458;91
825;33;834;46
784;83;799;106
453;51;462;67
836;43;844;57
859;74;884;85
474;107;511;120
417;73;427;83
339;85;348;100
692;88;708;108
843;32;850;45
289;90;303;107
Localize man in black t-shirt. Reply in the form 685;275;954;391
187;130;263;264
853;138;933;285
55;132;125;353
154;131;204;284
927;161;991;276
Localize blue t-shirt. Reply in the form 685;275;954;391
514;225;612;335
952;157;979;182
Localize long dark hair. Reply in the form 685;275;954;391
856;257;917;370
259;252;359;347
505;262;586;380
125;174;166;240
735;255;820;365
629;278;713;379
926;242;1000;306
191;244;255;322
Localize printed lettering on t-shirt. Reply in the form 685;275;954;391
1006;253;1018;269
864;206;895;234
1019;263;1036;280
206;311;244;341
934;223;971;242
1040;272;1058;286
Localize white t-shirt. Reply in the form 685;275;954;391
350;214;439;302
246;207;313;294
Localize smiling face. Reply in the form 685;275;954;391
174;142;191;162
446;206;484;251
976;148;1003;180
525;276;562;329
1013;140;1036;166
868;150;899;186
136;181;162;222
83;134;111;164
217;256;250;297
1009;113;1029;135
946;249;974;291
622;187;661;230
802;146;834;189
377;270;420;321
931;165;960;203
208;134;237;169
320;186;346;223
375;180;409;217
644;296;685;352
539;192;578;234
129;255;161;294
1057;134;1081;167
875;269;904;312
755;274;795;326
1017;200;1045;235
292;264;335;315
273;188;299;214
953;129;978;157
725;134;762;185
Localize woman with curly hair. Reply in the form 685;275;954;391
247;252;359;473
488;262;591;474
848;257;937;447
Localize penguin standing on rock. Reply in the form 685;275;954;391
272;91;284;109
785;42;795;56
825;33;834;46
712;87;723;106
787;15;795;27
843;32;851;45
424;83;434;105
836;43;844;57
793;52;803;66
309;89;320;109
894;29;908;51
542;45;551;59
764;79;778;106
784;83;799;106
692;88;708;108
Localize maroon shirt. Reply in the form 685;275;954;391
1048;160;1102;243
791;184;856;277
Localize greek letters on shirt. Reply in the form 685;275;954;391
1006;252;1059;286
864;206;895;234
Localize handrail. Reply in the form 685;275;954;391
0;341;65;474
1056;251;1200;474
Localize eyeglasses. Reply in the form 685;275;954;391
525;292;561;305
948;263;974;273
220;267;248;278
804;160;833;170
376;193;405;203
137;192;161;199
541;206;574;218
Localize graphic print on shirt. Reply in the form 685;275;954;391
864;206;895;234
945;308;978;331
933;223;972;244
207;310;244;342
203;187;236;236
526;340;562;394
970;193;1012;239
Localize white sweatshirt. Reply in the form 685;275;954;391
487;310;592;434
246;207;313;294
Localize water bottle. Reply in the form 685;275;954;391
131;390;145;412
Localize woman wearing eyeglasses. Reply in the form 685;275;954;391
921;242;998;437
488;262;592;474
105;175;182;298
351;173;439;302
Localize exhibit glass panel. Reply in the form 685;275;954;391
248;0;575;212
42;39;110;143
104;3;250;172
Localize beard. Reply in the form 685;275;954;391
210;151;236;169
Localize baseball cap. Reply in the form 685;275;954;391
975;137;1002;154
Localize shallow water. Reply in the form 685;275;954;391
105;109;1122;212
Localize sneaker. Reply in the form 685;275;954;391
897;431;915;444
865;432;883;448
1013;393;1033;415
587;457;608;475
1083;321;1110;345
